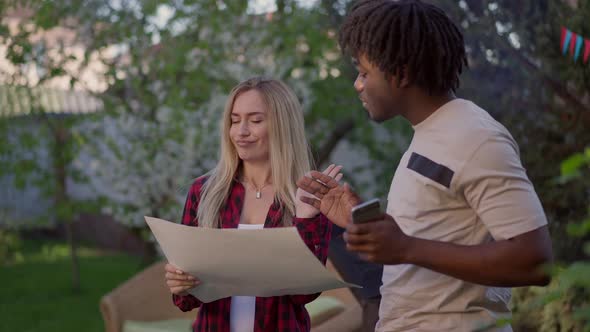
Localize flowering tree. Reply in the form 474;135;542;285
0;1;413;273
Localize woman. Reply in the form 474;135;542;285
164;77;341;332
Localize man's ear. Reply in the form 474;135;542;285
387;67;410;89
397;66;411;88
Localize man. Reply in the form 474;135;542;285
298;1;553;331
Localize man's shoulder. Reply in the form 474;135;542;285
407;100;519;189
425;99;514;152
445;99;507;135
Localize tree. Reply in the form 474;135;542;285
0;2;114;289
448;0;590;261
0;0;413;269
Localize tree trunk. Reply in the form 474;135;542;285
63;219;80;292
54;124;80;292
313;118;355;166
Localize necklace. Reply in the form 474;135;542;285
245;180;270;199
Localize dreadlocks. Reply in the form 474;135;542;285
339;0;468;95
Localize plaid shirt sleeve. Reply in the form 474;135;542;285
289;213;332;305
172;177;207;312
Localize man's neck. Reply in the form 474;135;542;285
403;91;456;126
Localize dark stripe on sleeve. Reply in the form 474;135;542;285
407;152;454;188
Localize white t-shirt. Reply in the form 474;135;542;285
230;223;264;332
378;99;547;332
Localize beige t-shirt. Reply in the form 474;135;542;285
378;99;547;332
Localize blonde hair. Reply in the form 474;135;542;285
197;77;313;228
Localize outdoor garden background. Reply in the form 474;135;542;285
0;0;589;331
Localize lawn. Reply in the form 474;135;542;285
0;238;144;332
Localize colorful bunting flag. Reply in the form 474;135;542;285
560;26;589;64
574;35;584;61
569;32;577;56
562;28;572;54
584;39;590;63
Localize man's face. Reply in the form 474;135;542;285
353;54;406;123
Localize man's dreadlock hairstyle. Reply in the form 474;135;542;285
339;0;468;95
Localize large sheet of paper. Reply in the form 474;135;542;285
145;216;360;303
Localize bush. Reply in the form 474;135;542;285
512;148;590;331
0;229;22;265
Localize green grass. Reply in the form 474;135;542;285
0;239;144;332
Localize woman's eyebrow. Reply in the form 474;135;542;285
231;111;266;116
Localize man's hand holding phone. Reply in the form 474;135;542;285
351;198;382;224
346;201;412;265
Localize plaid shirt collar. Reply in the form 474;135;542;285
219;179;283;229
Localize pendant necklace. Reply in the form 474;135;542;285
247;181;270;199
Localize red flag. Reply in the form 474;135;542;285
570;32;577;55
561;27;568;50
584;39;590;64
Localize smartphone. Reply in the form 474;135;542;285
351;198;381;224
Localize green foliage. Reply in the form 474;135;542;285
512;281;587;332
0;1;412;228
559;148;590;184
512;149;590;331
0;229;22;265
552;148;590;329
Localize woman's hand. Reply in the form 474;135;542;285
165;263;200;296
295;164;343;218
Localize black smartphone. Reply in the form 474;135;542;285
351;198;381;224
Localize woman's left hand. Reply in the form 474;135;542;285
295;164;343;218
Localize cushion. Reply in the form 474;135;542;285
305;296;346;327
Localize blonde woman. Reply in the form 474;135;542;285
164;77;341;332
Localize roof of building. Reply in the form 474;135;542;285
0;85;103;117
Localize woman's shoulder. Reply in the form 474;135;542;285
187;175;210;194
194;175;210;186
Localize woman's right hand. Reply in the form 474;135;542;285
165;263;200;296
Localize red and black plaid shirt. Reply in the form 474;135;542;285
173;176;332;332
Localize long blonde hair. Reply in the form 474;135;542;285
197;77;313;228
